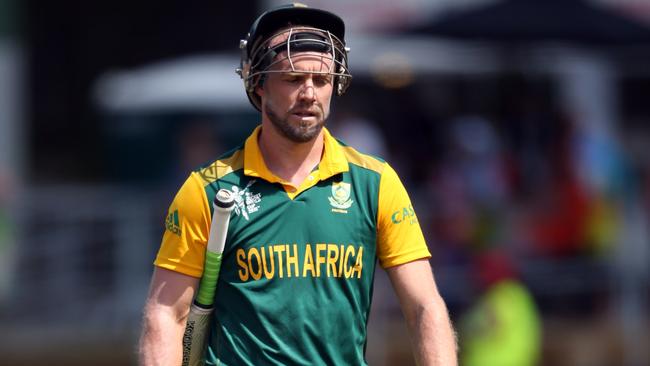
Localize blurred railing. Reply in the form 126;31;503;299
5;186;160;330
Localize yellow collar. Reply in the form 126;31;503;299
243;125;349;184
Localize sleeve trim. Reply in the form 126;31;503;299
379;249;432;269
154;259;203;278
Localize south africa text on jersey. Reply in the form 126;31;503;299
236;243;364;281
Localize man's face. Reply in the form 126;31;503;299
256;31;335;143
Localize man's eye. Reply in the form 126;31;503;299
283;76;300;83
314;77;332;86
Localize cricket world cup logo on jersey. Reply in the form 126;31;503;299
232;180;261;221
328;182;353;212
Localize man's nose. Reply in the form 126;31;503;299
299;79;316;101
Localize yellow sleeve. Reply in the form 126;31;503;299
377;164;431;268
154;172;212;278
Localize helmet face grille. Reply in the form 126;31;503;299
239;26;352;111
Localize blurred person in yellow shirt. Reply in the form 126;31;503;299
459;250;542;366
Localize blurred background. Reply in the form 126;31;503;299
1;0;649;365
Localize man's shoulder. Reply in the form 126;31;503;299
336;139;386;175
193;143;245;184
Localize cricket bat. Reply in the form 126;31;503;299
182;188;235;366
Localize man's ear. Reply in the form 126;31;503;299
255;74;267;98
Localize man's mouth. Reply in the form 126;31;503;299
292;110;317;118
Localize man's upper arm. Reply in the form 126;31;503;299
386;258;441;311
145;267;200;318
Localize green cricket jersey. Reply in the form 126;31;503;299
155;126;431;365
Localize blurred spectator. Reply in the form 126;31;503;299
0;171;15;308
447;115;511;207
425;115;512;264
519;112;627;258
515;112;590;257
522;165;592;257
459;250;542;366
425;159;475;265
571;121;628;256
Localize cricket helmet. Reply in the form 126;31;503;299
236;3;352;111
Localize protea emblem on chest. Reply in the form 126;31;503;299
328;182;353;209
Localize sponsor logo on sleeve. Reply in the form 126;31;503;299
391;205;418;225
165;209;182;236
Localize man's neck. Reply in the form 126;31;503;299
257;123;324;187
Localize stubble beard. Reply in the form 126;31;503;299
265;100;327;143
